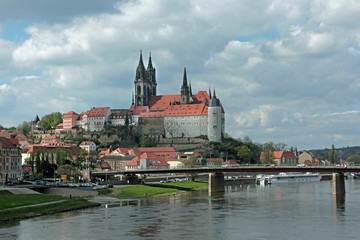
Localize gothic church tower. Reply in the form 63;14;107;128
180;67;191;104
134;51;157;107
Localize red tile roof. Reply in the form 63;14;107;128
113;148;131;155
147;91;211;112
88;107;110;117
126;152;169;166
164;103;208;116
132;106;149;115
260;151;297;160
63;111;79;117
80;141;94;146
224;160;240;165
0;137;18;148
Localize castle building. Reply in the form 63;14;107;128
132;52;225;142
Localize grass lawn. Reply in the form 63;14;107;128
0;190;100;222
109;180;208;199
0;190;63;210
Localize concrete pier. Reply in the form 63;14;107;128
332;173;345;195
209;172;225;194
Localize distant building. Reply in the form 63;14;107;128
260;151;298;165
41;135;60;145
79;141;97;153
206;158;224;166
130;51;225;142
222;160;240;167
298;151;314;165
63;111;79;131
101;155;133;172
0;137;22;182
0;130;10;138
110;109;132;126
125;152;169;170
130;147;177;160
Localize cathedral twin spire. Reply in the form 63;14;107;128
134;50;157;107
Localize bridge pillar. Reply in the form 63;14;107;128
209;172;225;194
332;173;345;195
126;175;139;185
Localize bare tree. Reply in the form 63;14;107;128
164;118;180;138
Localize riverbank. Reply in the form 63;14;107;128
0;190;100;223
101;181;209;199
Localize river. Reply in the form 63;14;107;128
1;180;360;240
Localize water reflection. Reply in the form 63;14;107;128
332;194;346;213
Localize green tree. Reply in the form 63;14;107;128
182;156;200;181
140;135;154;147
261;149;273;164
17;121;32;135
236;145;251;163
329;144;337;164
346;154;360;164
55;148;72;165
57;164;81;182
39;112;63;129
125;113;129;126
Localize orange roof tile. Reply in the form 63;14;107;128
63;111;79;117
164;103;208;116
88;107;109;117
132;106;148;115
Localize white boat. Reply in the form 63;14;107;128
257;172;321;184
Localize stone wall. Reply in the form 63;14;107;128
137;117;164;137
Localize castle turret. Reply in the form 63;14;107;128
208;88;222;142
180;67;190;104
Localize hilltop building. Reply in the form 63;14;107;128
57;51;225;142
132;51;225;142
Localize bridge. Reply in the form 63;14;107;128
92;166;360;195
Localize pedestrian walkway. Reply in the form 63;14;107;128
6;188;40;195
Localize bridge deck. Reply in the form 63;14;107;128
92;166;360;176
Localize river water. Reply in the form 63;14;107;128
1;180;360;240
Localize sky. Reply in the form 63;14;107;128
0;0;360;150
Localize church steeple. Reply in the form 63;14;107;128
135;50;146;82
181;67;190;104
134;51;157;107
182;67;188;87
209;87;212;99
147;52;153;70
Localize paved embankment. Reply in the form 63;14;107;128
5;188;41;194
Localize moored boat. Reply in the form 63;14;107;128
256;172;321;184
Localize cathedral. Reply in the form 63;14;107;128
131;51;225;142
